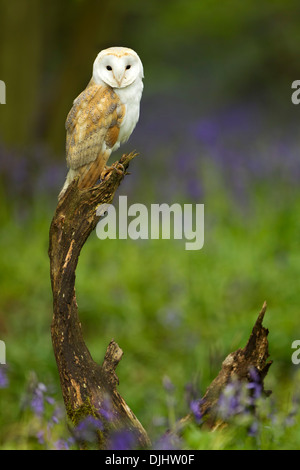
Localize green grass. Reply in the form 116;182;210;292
0;174;300;449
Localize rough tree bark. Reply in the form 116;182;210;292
49;153;151;449
49;152;272;449
200;301;272;428
173;301;272;434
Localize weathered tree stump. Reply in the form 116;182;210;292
200;301;272;428
49;150;272;449
171;301;272;436
49;152;151;449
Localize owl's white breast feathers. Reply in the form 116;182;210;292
111;79;144;151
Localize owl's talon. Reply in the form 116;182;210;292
115;163;125;174
101;163;125;180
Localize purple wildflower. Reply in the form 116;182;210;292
154;433;182;450
191;118;220;146
160;308;183;329
218;381;244;419
74;416;104;444
54;439;72;450
0;366;8;388
36;430;45;445
30;382;47;417
189;399;203;424
99;397;115;422
107;429;136;450
248;420;259;437
51;415;59;425
45;396;55;406
162;375;175;393
247;367;262;401
50;404;64;425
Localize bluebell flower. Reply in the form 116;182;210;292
50;404;64;425
248;420;259;437
74;416;104;444
108;429;136;450
30;383;47;417
36;430;45;445
98;397;115;422
162;375;175;393
53;439;72;450
154;433;182;450
0;366;8;388
247;367;262;401
218;381;244;419
189;399;203;424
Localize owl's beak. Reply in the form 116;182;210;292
113;65;125;87
115;73;124;87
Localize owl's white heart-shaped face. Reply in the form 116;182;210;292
93;46;144;89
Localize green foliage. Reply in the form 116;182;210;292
0;0;300;450
0;173;300;449
183;372;300;450
1;0;300;149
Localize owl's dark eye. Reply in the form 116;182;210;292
106;65;112;71
126;65;131;70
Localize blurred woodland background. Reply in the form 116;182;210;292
1;0;300;449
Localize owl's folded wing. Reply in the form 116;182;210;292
65;83;125;171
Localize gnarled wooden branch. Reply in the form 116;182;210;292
49;150;272;449
172;302;272;435
49;152;151;449
200;301;272;428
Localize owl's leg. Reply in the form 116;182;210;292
100;162;125;180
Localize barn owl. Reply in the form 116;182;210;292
58;46;144;199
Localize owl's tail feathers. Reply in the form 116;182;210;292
58;169;77;200
58;150;111;200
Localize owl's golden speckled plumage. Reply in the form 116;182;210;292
59;47;144;199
